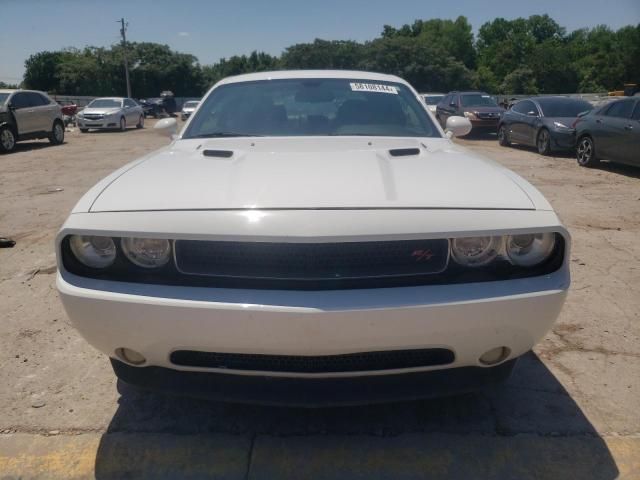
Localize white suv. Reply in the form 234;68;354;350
0;89;65;153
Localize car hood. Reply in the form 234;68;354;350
89;137;535;212
82;107;122;115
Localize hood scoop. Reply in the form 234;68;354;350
203;149;234;158
389;148;420;157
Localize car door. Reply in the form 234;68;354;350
28;93;55;132
598;100;635;160
436;95;450;125
127;99;140;123
9;92;35;134
508;100;538;144
622;101;640;165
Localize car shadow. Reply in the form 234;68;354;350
460;131;499;141
596;160;640;179
6;141;55;153
94;352;619;478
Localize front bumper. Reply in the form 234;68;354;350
111;357;518;406
550;129;576;150
77;119;119;129
56;208;570;401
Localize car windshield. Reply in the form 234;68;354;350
88;99;122;108
184;78;439;138
538;99;593;117
423;95;443;105
460;94;498;107
0;93;10;105
184;101;199;108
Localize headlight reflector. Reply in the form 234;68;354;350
69;235;116;268
121;237;171;268
506;232;556;267
451;236;501;267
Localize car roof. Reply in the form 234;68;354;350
93;97;125;101
217;70;407;86
420;92;444;95
449;91;489;95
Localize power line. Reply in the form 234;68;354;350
118;17;132;98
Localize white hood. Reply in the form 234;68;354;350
89;137;535;212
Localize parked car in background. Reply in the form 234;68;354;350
76;97;144;132
56;70;570;406
180;100;200;121
498;97;593;155
420;93;444;113
574;97;640;167
436;91;505;134
0;89;65;153
138;98;163;118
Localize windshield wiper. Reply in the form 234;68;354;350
191;132;263;138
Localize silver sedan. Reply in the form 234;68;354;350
77;97;145;132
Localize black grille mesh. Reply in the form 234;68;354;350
170;348;455;373
174;239;449;281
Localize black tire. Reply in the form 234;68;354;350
536;128;552;155
119;117;126;132
0;125;17;153
79;128;88;133
49;120;65;145
576;135;599;167
498;124;511;146
136;115;144;129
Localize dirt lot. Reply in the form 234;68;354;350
0;122;639;478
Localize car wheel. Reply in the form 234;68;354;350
119;117;126;132
498;124;511;146
136;115;144;129
536;128;551;155
576;136;599;168
49;120;65;145
0;126;17;153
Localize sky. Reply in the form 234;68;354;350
1;0;639;84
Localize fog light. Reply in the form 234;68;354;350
479;346;510;366
116;347;146;365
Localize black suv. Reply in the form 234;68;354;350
436;91;505;133
0;89;65;153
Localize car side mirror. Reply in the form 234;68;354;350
154;118;178;139
449;102;457;107
7;102;15;111
445;116;472;138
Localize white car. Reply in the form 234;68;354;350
56;70;570;405
421;92;445;113
76;97;144;132
180;100;200;121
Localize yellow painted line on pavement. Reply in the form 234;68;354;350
0;433;638;479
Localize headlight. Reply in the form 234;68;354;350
463;111;477;119
121;237;171;268
69;235;116;268
451;236;501;267
553;121;569;129
506;233;556;267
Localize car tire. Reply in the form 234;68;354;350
49;120;65;145
498;124;511;146
136;115;144;129
0;125;17;153
119;117;126;132
536;128;552;155
576;135;599;168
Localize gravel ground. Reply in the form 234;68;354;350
0;122;638;478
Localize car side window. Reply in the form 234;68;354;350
11;93;30;109
605;100;634;119
632;103;640;121
38;94;52;105
124;99;134;108
438;95;448;106
27;93;47;107
511;101;531;115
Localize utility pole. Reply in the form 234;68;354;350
119;18;132;98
